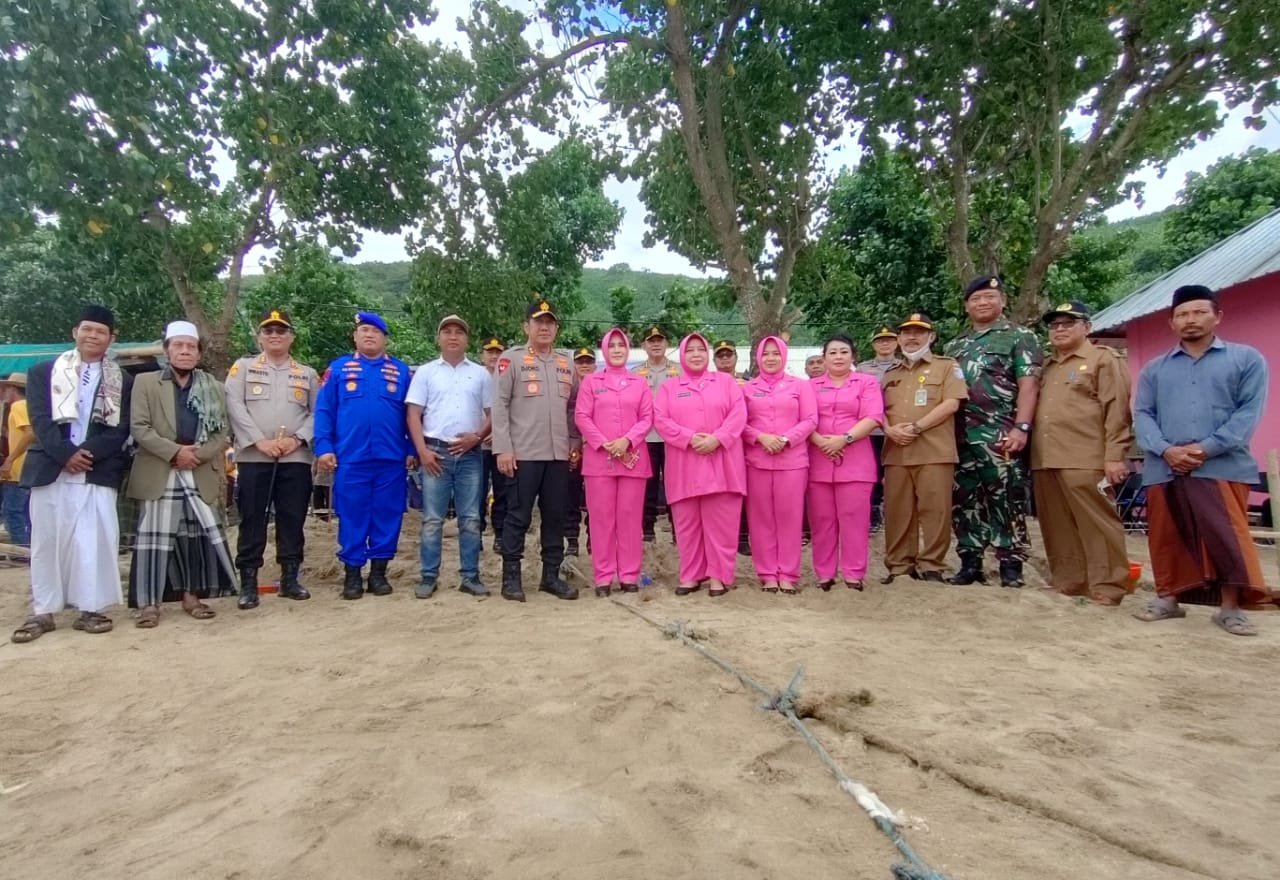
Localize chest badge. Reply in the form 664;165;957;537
346;381;357;391
294;388;305;401
527;382;540;394
252;385;263;395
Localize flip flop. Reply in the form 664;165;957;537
1212;610;1257;637
1132;599;1186;622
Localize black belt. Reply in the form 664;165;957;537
423;437;479;454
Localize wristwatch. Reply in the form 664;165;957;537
1013;422;1032;433
843;431;855;444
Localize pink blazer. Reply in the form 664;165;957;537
654;371;747;504
742;374;818;471
808;373;884;483
574;371;654;478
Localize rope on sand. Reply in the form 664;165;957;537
610;599;951;880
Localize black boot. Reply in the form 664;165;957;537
947;555;987;585
999;561;1025;588
501;559;525;602
237;567;259;610
367;559;393;596
342;564;364;600
278;562;310;600
539;565;579;600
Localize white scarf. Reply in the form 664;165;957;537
50;349;123;429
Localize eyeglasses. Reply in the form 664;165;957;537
260;326;292;336
1047;319;1081;330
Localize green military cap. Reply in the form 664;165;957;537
871;325;897;340
642;325;666;341
713;339;736;354
574;347;595;361
482;336;505;351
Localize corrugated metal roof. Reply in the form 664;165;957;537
0;342;161;376
1091;208;1280;333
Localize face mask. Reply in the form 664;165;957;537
903;342;933;364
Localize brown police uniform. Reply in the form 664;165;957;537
491;342;581;578
225;350;320;579
880;354;968;575
1031;339;1132;602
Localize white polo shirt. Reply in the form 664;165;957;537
406;357;492;441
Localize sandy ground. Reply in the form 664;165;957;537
1;514;1277;880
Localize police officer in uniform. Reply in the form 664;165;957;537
632;326;680;541
858;326;902;531
314;312;415;599
944;275;1043;587
879;314;967;583
225;309;319;608
479;336;508;543
492;300;581;601
1032;301;1133;605
565;346;596;555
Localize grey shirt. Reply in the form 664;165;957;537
491;345;581;460
1134;337;1268;486
631;358;680;443
225;354;319;465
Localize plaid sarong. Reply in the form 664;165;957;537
130;470;237;607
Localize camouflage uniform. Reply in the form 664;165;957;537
944;318;1043;564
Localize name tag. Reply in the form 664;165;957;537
677;391;692;398
914;389;928;407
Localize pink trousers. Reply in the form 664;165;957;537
746;467;808;584
584;476;647;585
807;480;873;582
670;492;742;584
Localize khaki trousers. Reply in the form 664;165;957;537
883;463;954;574
1032;468;1128;602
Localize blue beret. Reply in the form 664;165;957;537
355;311;389;335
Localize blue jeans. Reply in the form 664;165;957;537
2;482;31;547
419;447;482;581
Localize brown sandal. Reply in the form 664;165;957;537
72;612;113;634
184;603;216;620
11;615;55;643
136;607;160;628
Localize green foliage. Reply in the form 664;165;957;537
1;0;455;368
0;225;178;343
834;0;1280;317
1163;148;1280;264
793;153;964;345
405;247;539;354
607;286;635;330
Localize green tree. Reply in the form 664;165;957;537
1163;147;1280;264
0;225;178;343
1;0;454;372
834;0;1280;320
607;286;636;334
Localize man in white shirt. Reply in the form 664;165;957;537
406;314;493;598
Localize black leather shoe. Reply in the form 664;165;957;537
674;584;700;596
341;564;364;600
594;585;611;597
880;568;918;585
237;567;259;609
278;562;310;600
367;559;393;596
620;583;639;593
539;568;579;600
918;570;945;583
816;580;835;592
947;557;987;585
999;562;1025;588
459;578;490;597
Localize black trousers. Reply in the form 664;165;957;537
642;441;670;533
501;459;569;568
482;450;510;534
566;469;585;537
235;461;313;569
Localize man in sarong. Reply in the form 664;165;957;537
128;320;237;628
1132;285;1271;635
10;306;133;643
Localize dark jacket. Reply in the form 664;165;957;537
20;357;134;490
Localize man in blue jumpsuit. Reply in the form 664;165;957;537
314;312;415;599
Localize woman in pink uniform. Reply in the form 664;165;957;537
743;336;817;594
575;328;654;597
654;333;747;597
808;333;884;591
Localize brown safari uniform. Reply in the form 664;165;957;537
1031;340;1132;602
880;354;968;575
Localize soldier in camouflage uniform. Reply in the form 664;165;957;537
943;275;1043;587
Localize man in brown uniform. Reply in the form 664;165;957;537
492;300;582;602
1031;301;1133;605
631;326;679;541
879;313;968;583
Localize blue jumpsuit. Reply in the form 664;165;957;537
314;353;413;567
